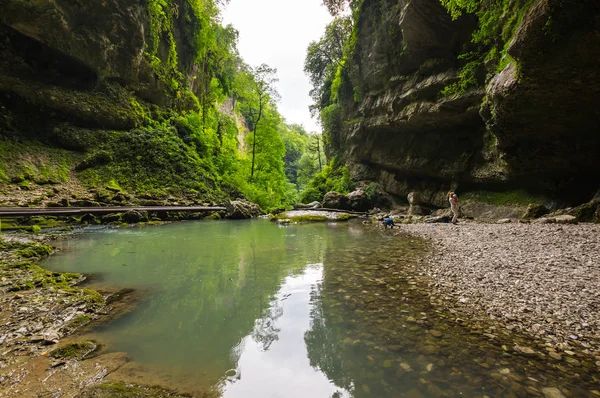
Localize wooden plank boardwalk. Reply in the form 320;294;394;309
0;206;226;217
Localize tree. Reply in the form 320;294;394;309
245;64;280;179
307;134;323;171
281;124;309;186
321;0;348;15
304;16;352;115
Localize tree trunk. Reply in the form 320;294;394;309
250;99;263;179
251;127;257;178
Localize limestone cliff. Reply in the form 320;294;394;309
337;0;599;207
0;0;232;206
0;0;198;133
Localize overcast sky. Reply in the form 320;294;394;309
222;0;332;133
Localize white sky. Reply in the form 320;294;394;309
222;0;332;133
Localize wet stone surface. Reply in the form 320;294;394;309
311;231;600;397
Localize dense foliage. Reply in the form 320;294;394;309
299;159;354;204
440;0;537;95
131;0;316;211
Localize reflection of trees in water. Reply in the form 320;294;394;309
304;282;353;391
251;299;283;351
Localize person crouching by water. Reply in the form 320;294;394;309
448;191;459;224
383;216;396;229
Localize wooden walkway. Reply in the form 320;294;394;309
0;206;226;217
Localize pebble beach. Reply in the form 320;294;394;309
400;221;600;360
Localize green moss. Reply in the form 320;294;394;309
77;127;224;200
80;288;105;306
0;140;77;186
462;190;543;206
79;382;190;398
206;212;221;220
66;314;93;331
15;242;53;258
31;225;42;233
289;215;329;222
50;341;97;360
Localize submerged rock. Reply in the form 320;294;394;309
541;387;566;398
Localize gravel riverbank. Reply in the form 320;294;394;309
398;221;600;357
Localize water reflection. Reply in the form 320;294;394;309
222;265;351;398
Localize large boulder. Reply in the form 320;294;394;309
122;210;149;223
523;204;549;219
225;200;262;220
322;192;350;210
347;189;371;212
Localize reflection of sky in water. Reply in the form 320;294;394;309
222;264;351;398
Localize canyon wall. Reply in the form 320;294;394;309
337;0;599;207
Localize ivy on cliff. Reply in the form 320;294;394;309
439;0;536;95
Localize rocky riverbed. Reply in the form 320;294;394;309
0;234;187;397
396;221;600;365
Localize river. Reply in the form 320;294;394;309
43;220;597;397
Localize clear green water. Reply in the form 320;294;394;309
44;220;599;397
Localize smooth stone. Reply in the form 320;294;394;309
400;362;412;371
541;387;566;398
426;363;433;372
419;345;439;355
515;345;536;356
499;368;511;375
430;330;442;337
548;351;562;360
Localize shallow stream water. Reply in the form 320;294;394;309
44;220;599;397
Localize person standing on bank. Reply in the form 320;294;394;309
448;191;459;224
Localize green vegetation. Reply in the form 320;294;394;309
79;382;190;398
50;341;97;360
439;0;536;95
300;159;354;203
2;0;319;212
289;215;329;223
0;140;74;185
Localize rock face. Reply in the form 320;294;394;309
323;192;351;211
225;200;262;220
346;189;370;212
0;0;199;137
337;0;600;207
